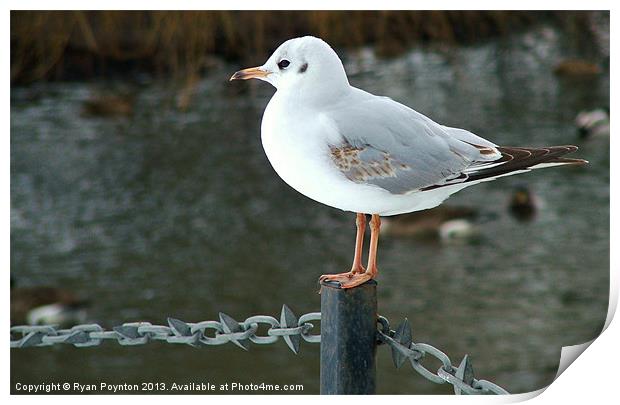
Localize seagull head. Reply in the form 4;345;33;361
230;36;350;100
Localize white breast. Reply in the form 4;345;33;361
261;95;343;205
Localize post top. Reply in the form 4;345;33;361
320;279;378;290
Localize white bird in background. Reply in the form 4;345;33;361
230;36;586;289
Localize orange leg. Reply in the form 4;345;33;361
366;214;381;277
320;213;381;289
319;213;366;285
351;213;367;274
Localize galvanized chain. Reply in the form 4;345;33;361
10;308;507;395
376;316;509;395
10;305;321;354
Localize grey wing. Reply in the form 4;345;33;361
326;95;500;194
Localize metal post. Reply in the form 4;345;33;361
320;279;377;395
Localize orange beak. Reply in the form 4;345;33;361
229;66;269;81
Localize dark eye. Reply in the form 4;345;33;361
277;59;290;70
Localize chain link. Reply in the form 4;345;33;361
10;305;320;354
10;308;507;394
376;316;509;395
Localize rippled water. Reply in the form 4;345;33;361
11;25;609;394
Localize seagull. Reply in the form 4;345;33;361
230;36;586;289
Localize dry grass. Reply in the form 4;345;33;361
11;11;597;84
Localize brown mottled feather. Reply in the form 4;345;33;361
330;145;409;182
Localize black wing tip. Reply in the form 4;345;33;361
501;144;579;151
560;145;579;153
548;145;587;164
420;144;587;192
550;157;589;165
499;145;584;158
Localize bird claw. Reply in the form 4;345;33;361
318;270;374;289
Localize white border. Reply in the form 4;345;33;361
4;3;616;404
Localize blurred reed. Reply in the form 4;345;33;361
11;11;599;85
